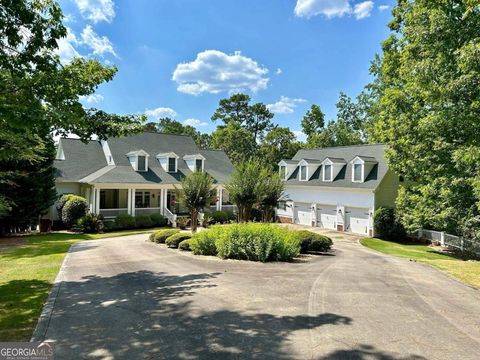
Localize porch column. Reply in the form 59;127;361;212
131;188;136;216
311;203;317;227
87;186;94;213
127;189;132;215
95;188;100;214
159;188;164;214
216;187;222;211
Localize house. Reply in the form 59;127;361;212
276;144;400;236
50;132;234;225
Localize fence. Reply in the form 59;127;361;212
416;229;480;259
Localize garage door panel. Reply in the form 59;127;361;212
346;207;369;235
317;205;336;230
295;203;311;226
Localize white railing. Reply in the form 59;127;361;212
163;207;177;227
99;208;128;218
135;207;161;216
416;228;480;259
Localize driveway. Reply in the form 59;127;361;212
35;233;480;359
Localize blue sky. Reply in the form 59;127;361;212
58;0;394;139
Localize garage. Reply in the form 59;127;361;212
346;207;370;235
295;203;312;226
316;204;337;230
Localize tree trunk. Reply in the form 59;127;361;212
191;209;197;232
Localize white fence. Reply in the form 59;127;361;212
416;229;480;258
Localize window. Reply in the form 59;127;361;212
195;159;203;172
135;191;151;208
138;155;146;171
168;157;176;172
353;163;362;182
300;165;307;181
279;166;286;180
324;164;332;181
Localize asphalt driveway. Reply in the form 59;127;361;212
35;233;480;359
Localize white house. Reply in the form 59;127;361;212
50;132;234;225
276;144;400;236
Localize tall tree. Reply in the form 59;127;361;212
148;118;211;149
301;104;325;139
0;0;143;227
367;0;480;235
210;122;257;165
259;127;301;169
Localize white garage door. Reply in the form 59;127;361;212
317;205;337;230
295;203;312;226
346;207;370;235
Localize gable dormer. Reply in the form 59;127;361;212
278;160;298;180
297;159;322;181
126;150;149;172
321;157;346;182
350;156;377;183
56;141;65;160
157;152;179;173
183;154;205;172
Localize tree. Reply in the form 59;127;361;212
211;93;274;142
0;0;143;228
178;172;215;232
259;127;301;169
152;118;211;149
210;122;257;165
366;0;480;235
226;160;269;222
257;173;285;222
301;105;325;138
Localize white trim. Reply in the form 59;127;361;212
156;152;179;159
183;154;206;161
126;149;149;157
322;161;333;182
56;142;65;160
299;165;308;181
279;165;287;180
100;140;115;165
352;161;364;183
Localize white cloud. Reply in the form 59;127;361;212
172;50;269;95
144;107;177;119
80;93;104;104
80;25;116;57
353;1;374;19
75;0;115;23
294;0;351;19
276;68;283;75
293;131;307;142
56;27;81;64
267;96;307;114
183;118;208;127
378;4;390;11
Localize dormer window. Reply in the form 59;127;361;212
168;157;177;172
300;165;308;181
126;150;149;172
279;165;287;180
324;164;332;181
183;154;205;172
195;159;203;172
353;163;362;182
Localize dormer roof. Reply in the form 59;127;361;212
351;155;378;163
322;157;346;164
126;149;149;157
299;158;322;165
183;154;206;161
156;152;179;159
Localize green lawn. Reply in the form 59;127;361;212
360;238;480;289
0;228;163;341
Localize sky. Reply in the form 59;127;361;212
58;0;394;140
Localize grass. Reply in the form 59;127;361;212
360;238;480;289
0;228;164;341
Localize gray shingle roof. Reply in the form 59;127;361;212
54;132;234;185
286;144;389;189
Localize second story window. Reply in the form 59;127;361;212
353;163;362;182
168;157;177;172
138;155;146;171
324;164;332;181
300;165;307;181
195;159;203;171
279;165;286;180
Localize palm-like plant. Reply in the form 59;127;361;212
179;172;215;232
258;173;285;222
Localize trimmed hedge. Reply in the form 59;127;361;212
150;213;167;227
135;214;153;228
77;213;104;233
165;233;192;248
61;196;88;227
115;214;135;229
210;211;229;224
150;228;180;243
190;223;301;262
294;230;333;253
179;239;192;251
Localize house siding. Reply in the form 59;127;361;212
374;170;400;209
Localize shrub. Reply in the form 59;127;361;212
115;213;135;229
176;217;190;229
214;223;300;262
374;207;406;241
56;194;75;220
225;210;236;222
210;211;228;224
190;226;221;255
249;208;262;222
61;196;88;227
150;213;167;227
103;220;117;231
135;214;153;228
166;233;192;248
150;228;180;243
179;239;192;251
294;230;333;253
77;213;105;233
